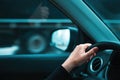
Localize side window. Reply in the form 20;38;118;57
0;0;85;55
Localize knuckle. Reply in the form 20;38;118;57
76;44;83;47
76;45;80;48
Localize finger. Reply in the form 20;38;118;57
77;43;92;52
90;55;94;60
93;53;96;56
82;43;92;51
87;54;94;61
86;47;98;57
72;45;81;53
71;43;92;55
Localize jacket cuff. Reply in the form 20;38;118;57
45;66;72;80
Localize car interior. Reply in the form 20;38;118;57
0;0;120;80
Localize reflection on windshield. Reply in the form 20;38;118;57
30;3;49;19
0;0;67;19
84;0;120;40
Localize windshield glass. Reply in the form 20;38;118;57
84;0;120;40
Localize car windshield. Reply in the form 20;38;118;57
84;0;120;40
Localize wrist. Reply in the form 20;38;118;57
62;59;75;72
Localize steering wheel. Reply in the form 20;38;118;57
86;41;120;80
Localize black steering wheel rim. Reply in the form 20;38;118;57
86;41;120;80
86;42;120;52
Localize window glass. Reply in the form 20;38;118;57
0;0;67;19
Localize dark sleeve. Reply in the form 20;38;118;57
45;66;73;80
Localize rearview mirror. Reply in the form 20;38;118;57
51;27;79;52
